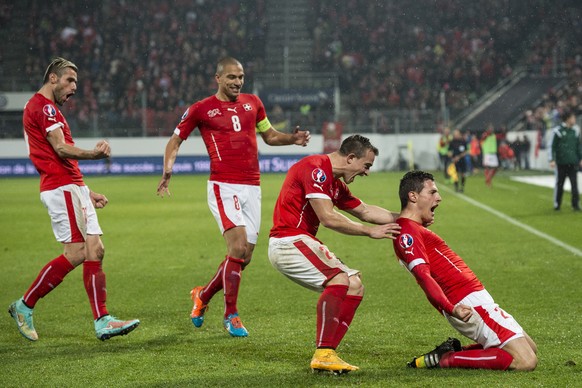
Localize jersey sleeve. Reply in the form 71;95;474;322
174;103;199;140
393;221;454;315
411;265;455;315
254;95;270;133
335;180;362;211
38;103;65;135
302;165;332;201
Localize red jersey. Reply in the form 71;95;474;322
174;94;269;185
270;154;362;240
23;93;84;191
393;218;484;308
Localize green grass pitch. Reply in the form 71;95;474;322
1;171;580;387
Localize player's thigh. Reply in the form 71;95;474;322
446;290;525;349
240;185;261;244
268;236;358;292
40;184;90;243
207;181;246;231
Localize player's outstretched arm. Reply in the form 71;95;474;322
157;134;183;198
260;126;310;146
346;202;399;224
310;198;399;239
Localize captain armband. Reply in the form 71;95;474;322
256;117;272;133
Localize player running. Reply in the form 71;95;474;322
157;57;310;337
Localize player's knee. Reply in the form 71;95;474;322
327;272;349;287
64;243;86;266
228;243;247;259
94;244;105;261
348;274;364;296
513;353;538;371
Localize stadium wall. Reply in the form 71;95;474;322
0;132;549;177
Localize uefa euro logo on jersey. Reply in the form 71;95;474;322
311;168;326;183
399;233;414;249
43;104;57;117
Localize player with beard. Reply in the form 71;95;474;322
9;57;139;342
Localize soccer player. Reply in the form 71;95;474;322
392;170;537;371
268;135;401;373
156;57;310;337
8;57;140;342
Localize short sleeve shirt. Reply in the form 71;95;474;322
23;93;84;191
270;154;362;240
174;94;269;185
393;218;484;306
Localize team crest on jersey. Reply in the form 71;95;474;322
243;103;252;111
207;108;221;118
43;104;57;117
399;234;414;249
311;168;327;184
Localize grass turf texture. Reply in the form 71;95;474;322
1;171;580;387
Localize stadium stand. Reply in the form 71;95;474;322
0;0;579;138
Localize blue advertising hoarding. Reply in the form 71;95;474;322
0;155;308;178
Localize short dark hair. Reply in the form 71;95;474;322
398;170;434;209
216;57;242;75
338;134;379;158
43;57;78;84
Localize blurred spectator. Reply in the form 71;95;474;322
22;0;267;136
498;140;516;170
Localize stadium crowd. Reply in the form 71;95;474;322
23;0;266;135
5;0;581;136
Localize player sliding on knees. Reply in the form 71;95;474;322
392;171;537;371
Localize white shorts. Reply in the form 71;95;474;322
268;235;360;292
482;153;499;168
444;289;524;349
207;181;261;245
40;184;102;243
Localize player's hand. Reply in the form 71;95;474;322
157;175;172;198
90;191;109;209
452;303;473;322
292;126;311;147
93;140;111;159
368;223;401;239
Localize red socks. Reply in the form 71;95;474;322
83;261;109;320
23;255;74;308
223;256;244;317
331;294;363;349
200;259;226;305
440;347;513;370
316;284;348;348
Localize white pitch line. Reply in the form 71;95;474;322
441;186;582;257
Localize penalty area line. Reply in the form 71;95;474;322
441;186;582;257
